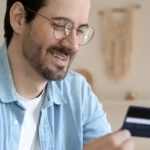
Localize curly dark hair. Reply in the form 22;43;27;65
4;0;47;46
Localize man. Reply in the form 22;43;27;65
0;0;135;149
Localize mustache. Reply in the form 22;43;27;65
48;45;76;58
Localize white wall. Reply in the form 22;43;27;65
0;0;150;100
0;0;6;45
71;0;150;100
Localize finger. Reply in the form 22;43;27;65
102;130;132;149
84;130;132;150
115;138;135;150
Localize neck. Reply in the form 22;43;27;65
8;38;47;99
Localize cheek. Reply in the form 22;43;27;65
33;20;56;45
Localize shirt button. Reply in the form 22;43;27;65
13;120;18;126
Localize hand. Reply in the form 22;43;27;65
83;130;135;150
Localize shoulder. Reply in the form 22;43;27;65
65;71;87;82
52;71;97;109
51;71;94;106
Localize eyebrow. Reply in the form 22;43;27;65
51;16;89;28
79;24;89;28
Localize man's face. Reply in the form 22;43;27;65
22;0;90;80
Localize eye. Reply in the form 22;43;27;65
52;22;66;31
76;28;84;36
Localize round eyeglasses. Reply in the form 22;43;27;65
26;8;95;46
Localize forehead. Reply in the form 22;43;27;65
41;0;91;25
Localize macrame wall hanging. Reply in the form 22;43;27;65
99;5;141;81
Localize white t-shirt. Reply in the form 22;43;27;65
18;91;45;150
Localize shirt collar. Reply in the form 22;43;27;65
42;81;67;109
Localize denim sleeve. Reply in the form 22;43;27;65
81;77;112;146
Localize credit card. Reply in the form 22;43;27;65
121;105;150;138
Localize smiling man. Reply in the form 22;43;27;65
0;0;135;150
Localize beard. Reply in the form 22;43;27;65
22;27;76;81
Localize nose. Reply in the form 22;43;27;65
60;29;80;53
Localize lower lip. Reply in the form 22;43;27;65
48;51;69;67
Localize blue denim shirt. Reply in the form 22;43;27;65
0;42;111;150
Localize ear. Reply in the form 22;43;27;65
10;2;26;35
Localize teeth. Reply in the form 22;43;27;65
53;53;64;60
